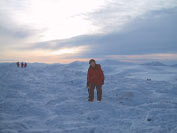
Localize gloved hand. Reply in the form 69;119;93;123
87;82;90;88
101;80;104;85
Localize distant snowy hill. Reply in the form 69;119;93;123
99;59;134;65
66;61;88;70
142;61;167;66
171;64;177;67
0;62;177;133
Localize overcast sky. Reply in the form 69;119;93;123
0;0;177;64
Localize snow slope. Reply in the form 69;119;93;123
0;61;177;133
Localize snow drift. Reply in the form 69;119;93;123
0;61;177;133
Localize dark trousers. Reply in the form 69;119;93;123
88;83;102;101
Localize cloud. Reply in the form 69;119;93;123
87;0;177;32
0;0;42;52
0;22;36;53
0;24;35;39
1;0;108;41
106;53;177;63
0;23;39;53
22;7;177;59
0;0;177;63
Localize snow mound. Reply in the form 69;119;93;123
171;64;177;67
142;61;167;66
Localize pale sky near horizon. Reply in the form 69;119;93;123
0;0;177;64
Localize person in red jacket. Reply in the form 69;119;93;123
16;62;20;68
21;62;24;68
87;59;104;102
24;62;27;68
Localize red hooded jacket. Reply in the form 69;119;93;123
87;64;104;86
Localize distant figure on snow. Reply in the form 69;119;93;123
24;62;27;68
16;62;20;68
87;59;104;102
21;62;24;68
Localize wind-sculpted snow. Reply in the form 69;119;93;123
0;62;177;133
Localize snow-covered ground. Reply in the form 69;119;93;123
0;61;177;133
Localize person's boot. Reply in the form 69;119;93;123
97;99;101;102
88;99;94;102
96;86;102;102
